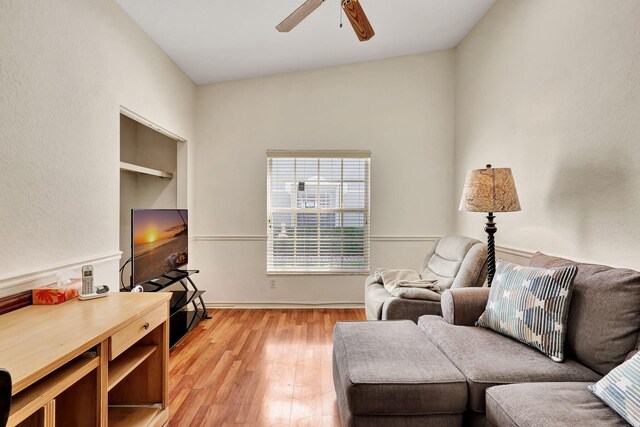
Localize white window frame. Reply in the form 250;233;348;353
267;150;371;275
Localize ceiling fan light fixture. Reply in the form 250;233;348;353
276;0;325;33
341;0;375;41
276;0;374;42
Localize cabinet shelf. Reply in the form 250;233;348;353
108;345;157;392
8;356;99;426
120;161;173;179
108;406;163;427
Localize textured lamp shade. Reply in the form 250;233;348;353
459;166;521;213
459;165;521;286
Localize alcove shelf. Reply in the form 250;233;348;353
119;109;187;292
119;161;173;179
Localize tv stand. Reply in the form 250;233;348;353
133;269;209;348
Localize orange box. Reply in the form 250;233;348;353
32;279;82;305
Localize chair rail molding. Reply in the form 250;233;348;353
493;244;629;269
190;235;441;242
371;235;440;242
194;236;612;266
0;251;123;298
495;244;535;259
191;235;267;242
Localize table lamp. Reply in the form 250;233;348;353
459;165;521;286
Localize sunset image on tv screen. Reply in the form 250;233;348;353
132;209;188;285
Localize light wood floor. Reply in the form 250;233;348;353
168;309;366;426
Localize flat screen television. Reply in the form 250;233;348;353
131;209;188;286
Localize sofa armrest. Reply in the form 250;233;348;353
441;288;490;326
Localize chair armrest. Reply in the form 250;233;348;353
364;274;379;288
384;297;442;323
441;288;490;326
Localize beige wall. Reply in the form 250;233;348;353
5;0;637;301
455;0;640;269
0;0;195;291
193;51;456;304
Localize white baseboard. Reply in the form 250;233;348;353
205;301;365;309
0;251;122;298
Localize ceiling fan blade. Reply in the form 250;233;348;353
341;0;375;41
276;0;325;32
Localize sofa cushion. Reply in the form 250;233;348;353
332;320;468;416
487;382;628;427
477;260;577;362
530;252;640;375
418;315;601;412
589;352;640;427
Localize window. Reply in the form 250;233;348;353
267;150;371;274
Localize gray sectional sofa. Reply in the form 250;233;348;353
333;252;640;426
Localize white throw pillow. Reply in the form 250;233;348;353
589;352;640;427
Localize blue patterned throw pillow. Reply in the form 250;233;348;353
589;352;640;427
477;260;577;362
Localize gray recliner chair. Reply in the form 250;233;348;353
365;235;487;322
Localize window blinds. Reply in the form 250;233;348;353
267;151;371;274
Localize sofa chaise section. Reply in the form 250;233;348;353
417;315;601;413
332;320;468;426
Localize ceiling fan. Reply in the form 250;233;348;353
276;0;375;42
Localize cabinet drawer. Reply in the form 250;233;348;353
110;304;167;360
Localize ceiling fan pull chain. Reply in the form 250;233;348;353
339;1;343;28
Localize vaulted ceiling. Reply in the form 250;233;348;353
116;0;495;85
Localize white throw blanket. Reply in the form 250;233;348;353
373;269;443;302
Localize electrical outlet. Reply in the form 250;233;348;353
269;279;276;289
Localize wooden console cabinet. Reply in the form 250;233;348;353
0;293;171;427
